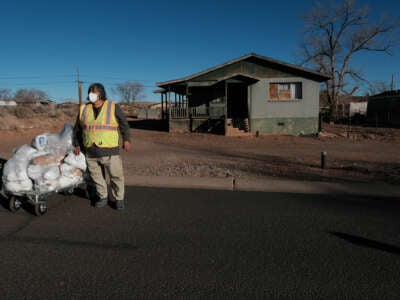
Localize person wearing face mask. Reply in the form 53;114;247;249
72;83;131;210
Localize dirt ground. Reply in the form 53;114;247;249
0;116;400;185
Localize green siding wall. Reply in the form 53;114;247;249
250;117;318;135
248;77;320;134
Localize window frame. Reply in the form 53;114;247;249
268;81;303;101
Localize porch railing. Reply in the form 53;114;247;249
169;107;188;119
190;107;208;118
169;106;209;119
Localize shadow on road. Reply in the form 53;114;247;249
0;157;8;210
0;194;9;210
328;231;400;256
128;119;168;132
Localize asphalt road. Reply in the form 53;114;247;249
1;186;400;299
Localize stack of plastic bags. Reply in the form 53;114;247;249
2;123;87;194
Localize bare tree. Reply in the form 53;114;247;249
366;80;391;96
114;81;144;103
300;0;398;118
14;88;48;100
0;88;11;100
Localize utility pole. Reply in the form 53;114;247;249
77;67;83;106
391;74;395;90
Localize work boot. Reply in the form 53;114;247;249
95;198;108;208
115;200;125;211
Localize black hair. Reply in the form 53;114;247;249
88;83;107;100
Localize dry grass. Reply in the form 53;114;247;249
0;104;77;130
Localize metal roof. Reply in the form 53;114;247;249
157;53;330;88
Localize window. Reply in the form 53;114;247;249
269;82;302;100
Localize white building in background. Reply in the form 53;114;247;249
349;102;368;117
0;100;17;106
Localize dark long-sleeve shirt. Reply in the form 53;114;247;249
73;101;131;158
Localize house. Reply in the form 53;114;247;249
320;95;369;122
136;102;161;119
367;90;400;127
156;53;329;135
1;98;55;107
0;100;17;106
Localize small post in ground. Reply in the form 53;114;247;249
321;151;327;169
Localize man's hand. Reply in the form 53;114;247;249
123;141;131;152
73;146;81;155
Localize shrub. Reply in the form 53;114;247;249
62;106;78;118
14;106;34;119
0;106;16;117
32;105;48;114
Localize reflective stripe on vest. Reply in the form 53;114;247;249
79;100;119;148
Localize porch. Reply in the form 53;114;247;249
156;74;258;135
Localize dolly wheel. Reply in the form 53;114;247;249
34;202;47;216
64;188;74;195
9;196;22;212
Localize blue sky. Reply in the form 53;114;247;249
0;0;399;102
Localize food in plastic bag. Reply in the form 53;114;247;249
31;123;74;157
60;163;74;175
31;154;64;165
32;134;48;151
2;145;37;182
5;179;33;193
14;144;38;159
3;159;29;182
59;123;74;152
43;166;61;181
60;163;82;177
27;164;47;180
57;174;82;189
34;178;57;193
64;151;87;171
3;123;84;195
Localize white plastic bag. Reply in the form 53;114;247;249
34;178;57;193
57;175;81;189
14;144;38;159
3;160;29;182
2;144;36;182
60;163;75;177
43;166;61;181
64;151;87;171
2;124;77;194
59;123;74;153
4;179;33;193
32;134;48;151
27;164;46;180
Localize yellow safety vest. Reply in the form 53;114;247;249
79;100;119;148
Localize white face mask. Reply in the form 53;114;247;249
88;92;98;103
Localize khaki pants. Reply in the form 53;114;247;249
86;155;125;201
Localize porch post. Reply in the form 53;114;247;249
225;81;228;135
168;89;171;111
161;93;164;120
186;85;190;119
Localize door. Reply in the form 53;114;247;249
227;83;248;119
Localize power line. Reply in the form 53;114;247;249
0;75;162;85
80;75;159;83
0;75;75;80
7;81;74;87
0;81;157;88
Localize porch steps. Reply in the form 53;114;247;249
239;118;249;132
226;118;250;136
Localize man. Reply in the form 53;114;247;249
73;83;131;210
